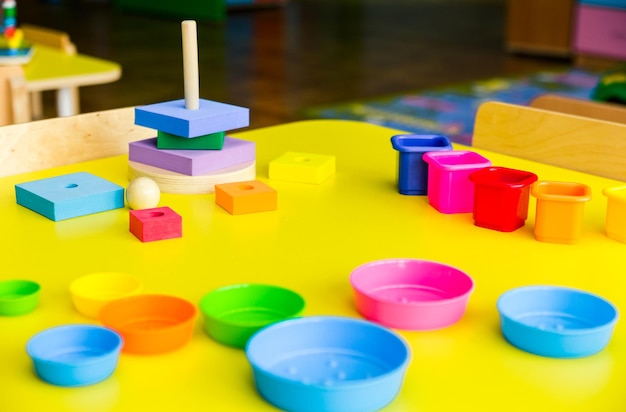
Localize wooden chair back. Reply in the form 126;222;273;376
0;107;154;177
0;65;31;126
472;101;626;182
21;24;77;55
530;94;626;124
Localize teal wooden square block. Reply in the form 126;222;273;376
134;99;249;138
15;172;125;221
157;130;226;150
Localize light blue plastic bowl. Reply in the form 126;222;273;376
26;324;123;386
245;316;411;412
497;285;619;358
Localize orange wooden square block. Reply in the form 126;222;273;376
215;180;277;215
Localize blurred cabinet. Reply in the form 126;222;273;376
574;1;626;64
505;0;575;57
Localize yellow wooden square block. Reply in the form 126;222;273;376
215;180;277;215
268;152;335;184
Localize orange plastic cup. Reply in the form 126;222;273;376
99;294;198;355
603;185;626;243
531;181;592;244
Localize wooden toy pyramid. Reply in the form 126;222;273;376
0;0;33;65
128;21;256;194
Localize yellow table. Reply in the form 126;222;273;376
23;44;121;117
0;120;625;411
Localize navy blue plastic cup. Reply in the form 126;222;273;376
391;134;452;195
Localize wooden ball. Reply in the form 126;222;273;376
126;177;161;210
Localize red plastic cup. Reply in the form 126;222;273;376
469;166;538;232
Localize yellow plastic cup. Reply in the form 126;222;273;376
69;272;143;318
531;181;592;244
603;185;626;243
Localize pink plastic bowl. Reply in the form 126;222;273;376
350;259;474;330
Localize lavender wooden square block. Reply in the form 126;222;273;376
134;99;250;138
128;137;256;176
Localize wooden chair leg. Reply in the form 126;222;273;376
30;91;43;120
9;75;31;124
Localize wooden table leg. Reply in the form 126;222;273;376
56;87;80;116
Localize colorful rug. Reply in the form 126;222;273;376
303;69;601;146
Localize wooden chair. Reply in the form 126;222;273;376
0;106;154;177
530;94;626;125
21;24;77;55
21;24;78;119
472;101;626;182
0;65;31;126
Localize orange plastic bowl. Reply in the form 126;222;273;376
99;294;198;355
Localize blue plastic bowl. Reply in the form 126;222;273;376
245;316;411;412
26;325;123;386
497;286;619;358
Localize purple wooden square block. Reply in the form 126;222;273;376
128;137;256;176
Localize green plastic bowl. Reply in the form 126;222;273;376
200;284;305;349
0;279;41;316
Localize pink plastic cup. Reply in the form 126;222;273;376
350;259;474;330
423;150;491;214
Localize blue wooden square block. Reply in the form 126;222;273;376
15;172;125;221
134;99;250;138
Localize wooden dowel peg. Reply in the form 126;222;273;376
182;20;199;110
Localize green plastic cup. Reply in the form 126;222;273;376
0;280;41;316
200;284;305;349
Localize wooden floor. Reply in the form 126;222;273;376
18;0;573;130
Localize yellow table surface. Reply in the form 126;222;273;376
23;44;121;92
1;119;625;411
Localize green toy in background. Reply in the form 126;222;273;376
592;66;626;105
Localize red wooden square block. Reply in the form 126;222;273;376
129;206;182;242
